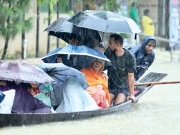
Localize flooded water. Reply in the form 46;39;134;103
1;58;180;135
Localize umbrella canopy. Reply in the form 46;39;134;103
38;63;88;106
42;47;62;63
41;45;110;63
0;61;55;84
67;10;141;34
41;45;113;70
44;18;102;48
56;45;110;62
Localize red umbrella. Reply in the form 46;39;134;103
0;60;55;84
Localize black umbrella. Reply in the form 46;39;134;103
44;18;102;49
67;10;141;34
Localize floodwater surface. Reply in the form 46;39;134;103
0;60;180;135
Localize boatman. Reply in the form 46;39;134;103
104;34;136;105
128;36;156;81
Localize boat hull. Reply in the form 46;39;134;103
0;72;167;127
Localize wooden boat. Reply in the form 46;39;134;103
0;72;167;127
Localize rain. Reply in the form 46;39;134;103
0;0;180;134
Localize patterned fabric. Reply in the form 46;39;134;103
104;48;136;94
128;36;155;81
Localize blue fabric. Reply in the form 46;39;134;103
41;45;111;70
38;63;89;107
57;45;110;62
0;90;5;103
128;36;156;81
42;47;62;63
55;77;100;112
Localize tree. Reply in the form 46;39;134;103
47;0;58;54
103;0;120;12
19;0;33;59
84;0;96;10
36;0;47;58
0;0;33;60
36;0;40;58
56;0;60;48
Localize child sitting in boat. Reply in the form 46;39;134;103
80;59;110;108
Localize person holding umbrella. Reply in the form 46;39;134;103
104;34;136;105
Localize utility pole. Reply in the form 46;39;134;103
69;0;72;11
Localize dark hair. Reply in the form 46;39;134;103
99;42;105;50
144;9;149;15
110;34;123;45
69;34;81;41
132;2;135;7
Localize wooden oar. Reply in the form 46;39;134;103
135;81;180;86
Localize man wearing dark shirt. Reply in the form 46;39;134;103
104;34;136;105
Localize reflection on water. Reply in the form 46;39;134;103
1;63;180;135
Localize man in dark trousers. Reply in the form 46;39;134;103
128;36;156;81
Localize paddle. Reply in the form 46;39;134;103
135;81;180;86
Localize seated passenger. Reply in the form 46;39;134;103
0;80;51;113
56;55;63;63
56;54;74;69
29;83;53;107
80;59;110;108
